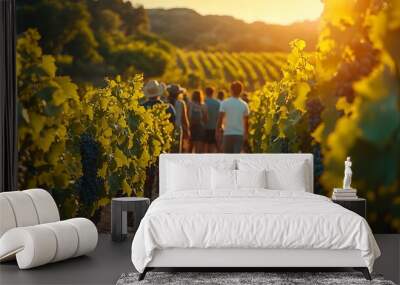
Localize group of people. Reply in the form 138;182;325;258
142;80;250;154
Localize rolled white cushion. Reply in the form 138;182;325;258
0;189;60;239
42;221;79;262
0;196;17;237
0;191;39;227
0;218;98;269
65;218;98;257
24;189;60;223
0;226;57;269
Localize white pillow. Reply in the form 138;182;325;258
167;163;212;191
237;159;308;191
236;169;267;189
266;167;307;191
212;168;237;190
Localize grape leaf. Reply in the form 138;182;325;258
42;55;56;77
293;82;311;112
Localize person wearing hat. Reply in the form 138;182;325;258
142;80;176;124
142;80;176;200
167;84;190;153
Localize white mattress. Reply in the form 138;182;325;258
131;190;380;273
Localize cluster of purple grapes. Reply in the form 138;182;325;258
312;145;324;195
335;39;380;103
306;98;324;132
75;133;105;209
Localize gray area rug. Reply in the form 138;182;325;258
116;272;396;285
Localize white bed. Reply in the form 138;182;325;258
131;154;380;280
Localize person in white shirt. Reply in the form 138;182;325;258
216;81;250;153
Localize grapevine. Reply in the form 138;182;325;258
248;0;400;233
17;29;174;219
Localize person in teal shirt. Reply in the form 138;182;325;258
204;86;220;153
216;81;249;153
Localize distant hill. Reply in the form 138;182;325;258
147;8;319;52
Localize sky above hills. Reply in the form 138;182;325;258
131;0;324;25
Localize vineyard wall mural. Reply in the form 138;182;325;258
16;0;399;233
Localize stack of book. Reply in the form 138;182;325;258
332;188;358;200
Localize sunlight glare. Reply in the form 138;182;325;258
133;0;324;25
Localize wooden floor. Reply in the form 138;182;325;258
0;234;399;285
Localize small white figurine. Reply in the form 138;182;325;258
343;157;352;190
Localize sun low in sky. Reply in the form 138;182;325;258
132;0;324;25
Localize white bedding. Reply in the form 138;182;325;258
131;190;380;273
